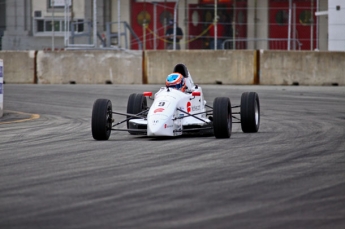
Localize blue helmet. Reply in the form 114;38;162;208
166;73;186;91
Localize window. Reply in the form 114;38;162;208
48;0;71;8
34;18;84;36
74;19;84;33
299;10;313;26
37;20;44;32
275;10;288;26
45;21;53;31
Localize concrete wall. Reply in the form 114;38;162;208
36;50;142;84
260;50;345;85
145;50;256;85
0;50;344;86
0;51;35;83
0;59;3;117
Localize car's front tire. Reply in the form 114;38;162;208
91;99;112;140
240;92;260;133
213;97;232;139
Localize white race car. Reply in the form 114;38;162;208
91;64;260;140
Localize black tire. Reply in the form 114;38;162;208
213;97;232;139
126;93;137;130
240;92;260;133
91;99;112;140
126;93;147;135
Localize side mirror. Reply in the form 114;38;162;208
143;92;153;97
192;91;201;96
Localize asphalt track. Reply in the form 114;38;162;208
0;84;344;229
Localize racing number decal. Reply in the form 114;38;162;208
187;101;191;113
158;102;165;106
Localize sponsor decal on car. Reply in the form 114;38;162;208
164;124;173;129
192;105;201;111
154;108;164;113
187;101;191;113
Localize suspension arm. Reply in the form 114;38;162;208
175;108;209;123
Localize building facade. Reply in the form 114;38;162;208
0;0;332;51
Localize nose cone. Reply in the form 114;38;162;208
147;114;174;137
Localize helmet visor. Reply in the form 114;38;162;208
169;81;183;89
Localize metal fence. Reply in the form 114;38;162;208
222;38;302;50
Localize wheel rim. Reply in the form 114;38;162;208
255;101;259;126
228;112;231;130
106;108;112;131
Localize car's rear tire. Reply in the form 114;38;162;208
213;97;232;139
127;93;136;131
240;92;260;133
91;99;112;140
127;93;147;135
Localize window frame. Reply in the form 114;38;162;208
47;0;72;13
33;17;85;36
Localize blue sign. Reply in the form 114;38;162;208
0;83;2;94
0;66;2;78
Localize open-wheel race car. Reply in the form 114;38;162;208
91;64;260;140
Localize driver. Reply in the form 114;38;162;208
166;73;186;92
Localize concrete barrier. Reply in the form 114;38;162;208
260;50;345;86
36;50;142;84
145;50;256;85
0;51;36;84
1;50;344;86
0;59;3;118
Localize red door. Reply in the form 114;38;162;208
130;0;175;50
188;3;240;50
295;0;317;50
188;4;205;49
233;1;247;49
269;0;316;50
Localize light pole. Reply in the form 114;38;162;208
52;0;55;51
93;0;97;48
214;0;217;50
310;0;314;50
173;0;180;50
118;0;121;48
288;0;292;51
